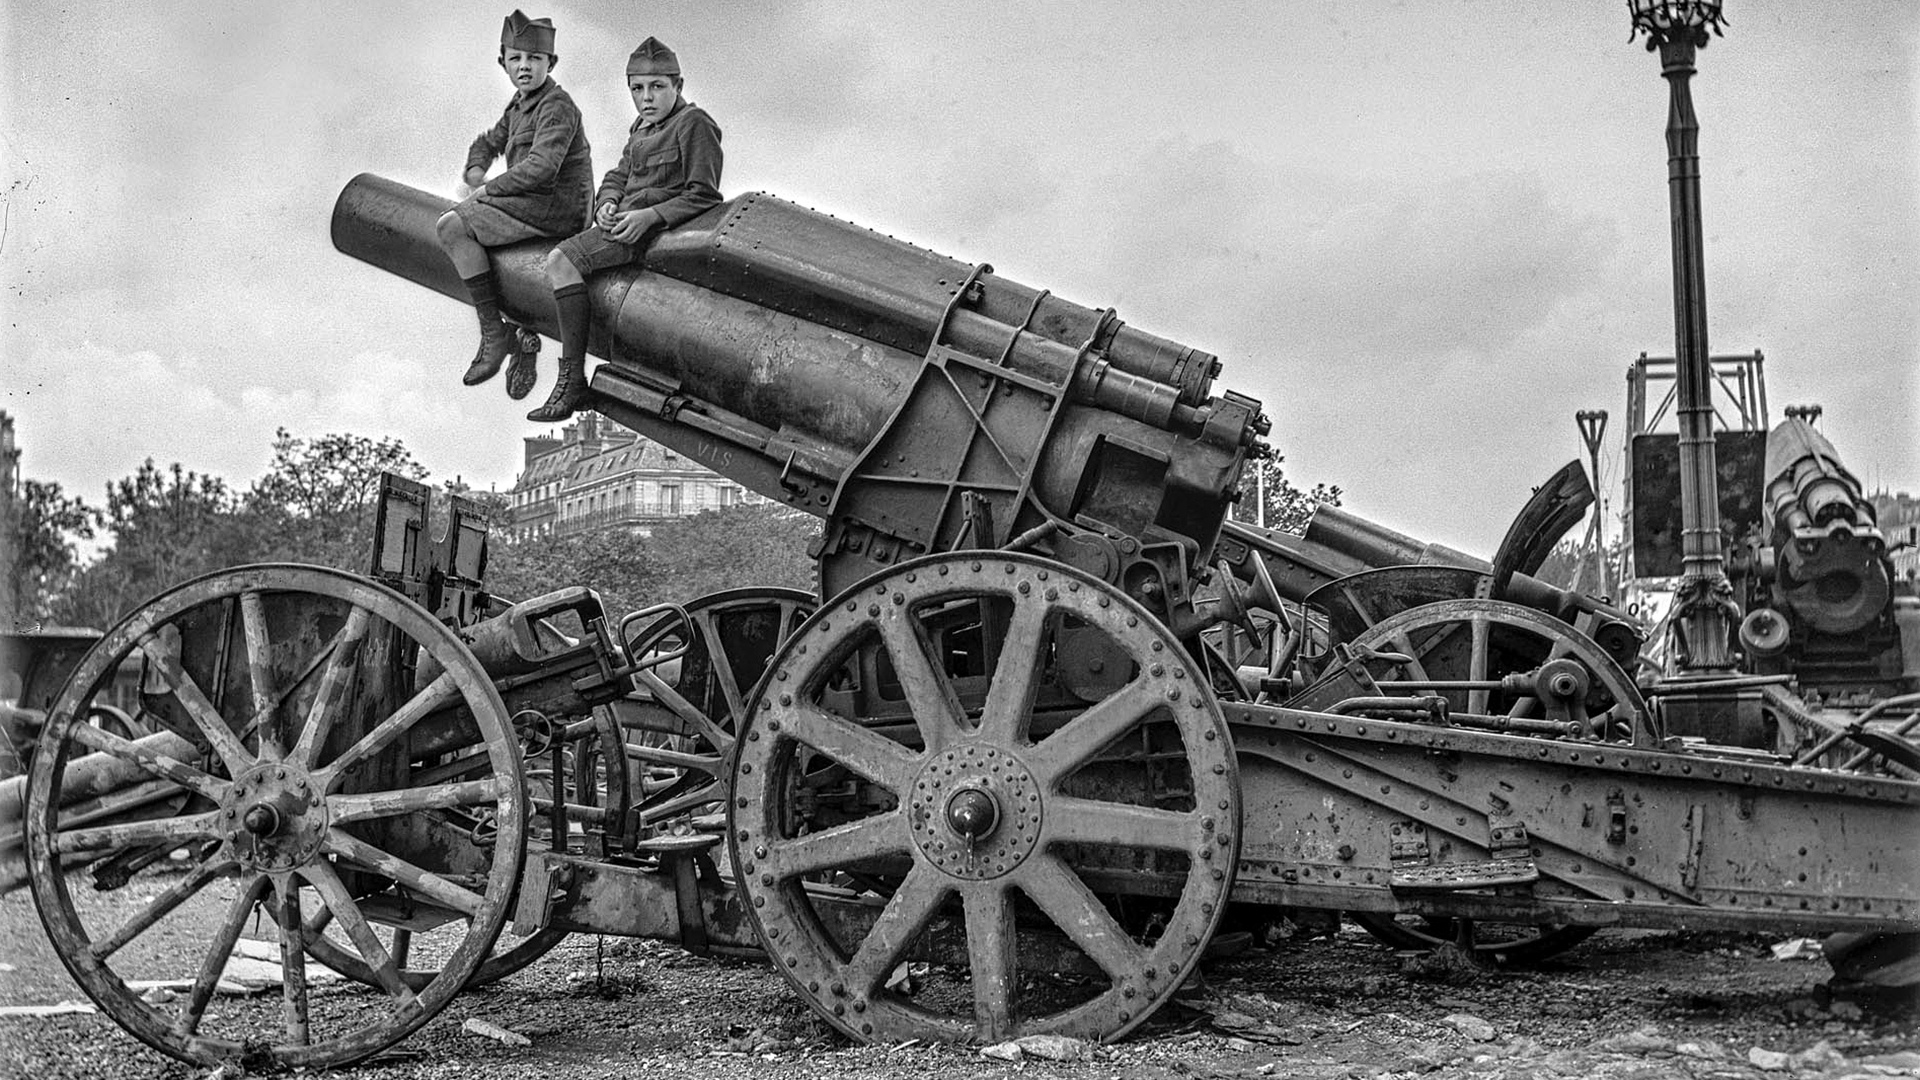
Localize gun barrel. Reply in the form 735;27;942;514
1764;419;1891;634
334;175;1266;596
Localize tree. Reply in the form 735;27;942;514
642;503;819;604
57;461;248;628
487;502;820;619
1230;453;1343;535
2;479;98;630
247;428;430;571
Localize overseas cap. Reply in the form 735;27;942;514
501;10;557;55
627;37;680;76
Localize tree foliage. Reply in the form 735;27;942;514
487;502;819;618
1230;453;1343;535
55;462;247;629
247;428;430;571
2;479;98;629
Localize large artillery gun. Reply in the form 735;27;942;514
7;176;1915;1071
1620;352;1920;756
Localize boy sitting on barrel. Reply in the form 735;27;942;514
438;10;593;400
528;36;723;422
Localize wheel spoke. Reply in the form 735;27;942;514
1018;856;1145;981
66;723;226;801
89;857;238;961
780;703;918;790
53;810;222;854
761;810;911;880
328;777;507;825
138;632;253;777
962;881;1018;1040
289;607;372;769
1024;678;1164;784
635;669;735;752
1467;616;1491;716
637;781;727;826
1049;796;1195;851
300;859;418;1007
315;671;460;790
175;873;268;1037
695;609;749;723
273;874;310;1047
324;828;484;916
977;598;1051;746
877;616;964;753
239;591;281;758
843;863;950;996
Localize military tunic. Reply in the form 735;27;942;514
595;98;723;227
460;77;594;238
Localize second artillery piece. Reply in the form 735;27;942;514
8;175;1916;1071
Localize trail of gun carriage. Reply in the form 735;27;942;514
2;10;1916;1080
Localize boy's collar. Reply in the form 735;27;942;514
637;96;687;131
514;77;555;109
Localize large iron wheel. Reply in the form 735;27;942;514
1351;598;1647;739
24;565;526;1071
623;587;813;832
1346;597;1630;964
731;553;1239;1044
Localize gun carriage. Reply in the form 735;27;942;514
5;175;1914;1071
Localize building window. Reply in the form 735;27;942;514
662;483;682;515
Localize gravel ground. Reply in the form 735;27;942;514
2;870;1916;1080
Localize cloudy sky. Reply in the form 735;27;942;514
4;1;1915;560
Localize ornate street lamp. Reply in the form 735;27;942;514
1628;0;1736;673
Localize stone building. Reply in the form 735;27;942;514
506;416;762;541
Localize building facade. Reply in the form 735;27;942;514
1874;490;1920;589
506;416;763;541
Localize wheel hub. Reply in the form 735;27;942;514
944;787;999;839
908;745;1039;880
225;763;328;871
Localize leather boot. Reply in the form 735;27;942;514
526;354;585;422
462;311;513;385
504;326;541;401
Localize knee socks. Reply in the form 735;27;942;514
463;271;504;325
554;283;590;362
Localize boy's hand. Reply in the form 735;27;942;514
608;209;660;244
464;167;488;189
594;203;619;229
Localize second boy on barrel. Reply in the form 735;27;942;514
527;36;724;422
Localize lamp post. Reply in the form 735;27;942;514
1629;0;1736;673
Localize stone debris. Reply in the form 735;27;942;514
1441;1013;1497;1042
1015;1034;1091;1061
1748;1045;1790;1070
461;1017;532;1046
1788;1040;1850;1073
1593;1025;1674;1054
976;1034;1092;1062
978;1041;1022;1062
1770;937;1825;961
0;1001;97;1018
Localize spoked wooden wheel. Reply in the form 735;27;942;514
731;553;1239;1044
24;565;526;1070
303;704;626;990
1350;598;1647;739
624;588;813;831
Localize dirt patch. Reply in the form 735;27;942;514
1;876;1915;1080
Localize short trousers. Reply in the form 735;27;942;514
452;200;555;246
553;226;641;274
